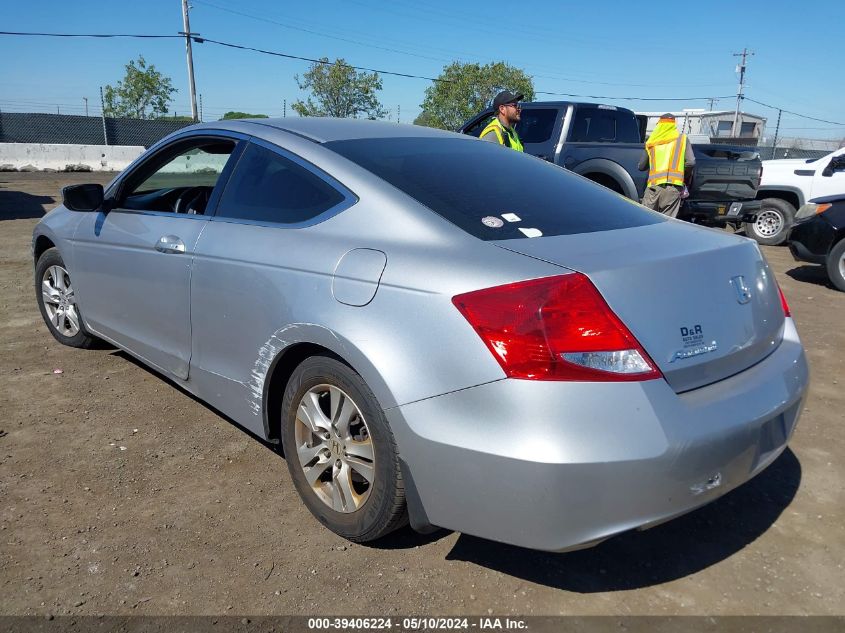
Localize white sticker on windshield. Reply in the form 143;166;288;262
482;216;504;228
519;227;543;238
501;213;521;222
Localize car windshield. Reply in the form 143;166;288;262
325;137;663;240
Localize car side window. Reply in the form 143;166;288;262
515;108;557;144
569;107;640;143
215;143;345;224
120;139;236;215
463;113;493;138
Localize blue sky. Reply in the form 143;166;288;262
2;0;843;140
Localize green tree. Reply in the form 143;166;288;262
220;111;269;120
293;58;387;119
412;110;438;128
417;61;534;130
103;56;176;119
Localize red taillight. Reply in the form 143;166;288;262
452;273;663;382
778;285;791;317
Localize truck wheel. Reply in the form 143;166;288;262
826;239;845;292
746;198;795;246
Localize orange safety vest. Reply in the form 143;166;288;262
646;133;687;187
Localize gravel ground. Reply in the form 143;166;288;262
1;172;843;616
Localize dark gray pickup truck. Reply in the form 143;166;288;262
460;101;762;232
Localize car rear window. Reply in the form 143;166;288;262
325;137;662;240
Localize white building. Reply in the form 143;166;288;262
637;109;767;144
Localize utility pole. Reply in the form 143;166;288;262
397;105;400;124
181;0;199;121
283;99;286;117
199;93;203;121
707;97;717;111
83;97;89;117
99;86;109;145
771;109;782;160
731;48;753;137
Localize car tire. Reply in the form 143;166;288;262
826;239;845;293
746;198;795;246
35;247;99;349
281;355;407;542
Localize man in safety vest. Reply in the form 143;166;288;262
638;114;695;217
480;91;524;151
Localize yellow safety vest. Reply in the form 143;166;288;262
646;133;687;187
480;118;524;152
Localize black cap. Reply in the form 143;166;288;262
493;90;524;109
660;113;676;120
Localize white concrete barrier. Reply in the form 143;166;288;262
0;143;145;172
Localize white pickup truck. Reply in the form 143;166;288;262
751;147;845;245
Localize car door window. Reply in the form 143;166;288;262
515;108;558;144
568;107;640;143
120;139;236;215
215;142;346;224
463;113;493;137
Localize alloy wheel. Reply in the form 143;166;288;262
41;265;80;338
294;384;375;513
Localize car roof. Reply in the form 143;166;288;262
479;100;636;111
195;117;468;144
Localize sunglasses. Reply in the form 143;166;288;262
503;102;521;109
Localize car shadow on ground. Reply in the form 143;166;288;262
0;186;54;220
444;448;801;592
109;349;456;549
109;349;283;459
786;265;835;290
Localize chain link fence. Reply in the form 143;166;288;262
0;112;194;148
756;145;833;161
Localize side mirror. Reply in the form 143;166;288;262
62;184;104;212
822;157;845;178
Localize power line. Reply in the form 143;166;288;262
0;31;180;39
743;97;844;126
534;90;735;102
192;0;455;64
1;30;842;119
200;37;737;101
198;37;449;82
196;0;732;90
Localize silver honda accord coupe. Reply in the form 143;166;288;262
32;118;809;551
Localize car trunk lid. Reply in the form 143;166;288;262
494;221;784;392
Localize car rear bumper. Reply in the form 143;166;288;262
680;200;761;225
387;318;808;552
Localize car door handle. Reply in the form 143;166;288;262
155;235;186;254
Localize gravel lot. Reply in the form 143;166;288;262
1;172;843;616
